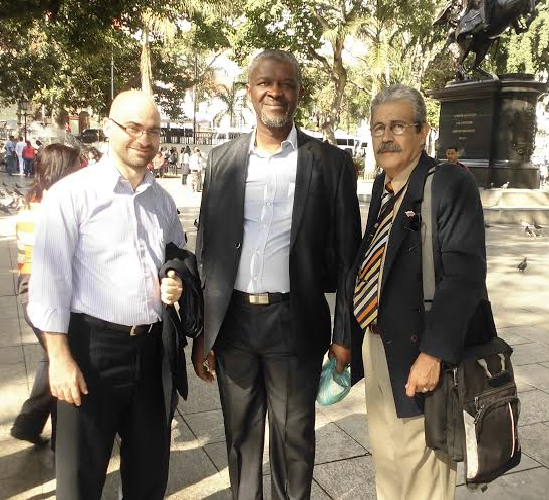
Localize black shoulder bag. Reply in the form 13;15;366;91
421;166;521;490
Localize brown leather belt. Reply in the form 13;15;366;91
233;290;290;305
369;323;381;335
81;313;158;336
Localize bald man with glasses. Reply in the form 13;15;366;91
28;91;185;500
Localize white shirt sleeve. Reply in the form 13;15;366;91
28;186;79;333
167;205;186;249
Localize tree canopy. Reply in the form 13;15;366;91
0;0;547;134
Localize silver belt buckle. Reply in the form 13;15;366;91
130;325;137;336
249;293;269;305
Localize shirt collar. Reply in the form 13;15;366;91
383;153;422;194
248;123;298;156
99;154;156;193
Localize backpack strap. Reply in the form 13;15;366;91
421;165;437;312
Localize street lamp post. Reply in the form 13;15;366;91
19;97;29;140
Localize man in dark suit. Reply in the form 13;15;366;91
349;84;486;500
192;49;361;500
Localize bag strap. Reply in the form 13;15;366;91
421;165;437;312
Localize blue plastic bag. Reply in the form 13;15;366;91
316;357;351;406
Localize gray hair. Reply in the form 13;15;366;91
371;84;427;129
248;49;302;86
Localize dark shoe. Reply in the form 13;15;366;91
10;426;50;447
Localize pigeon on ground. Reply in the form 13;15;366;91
532;224;544;237
517;258;527;273
0;190;5;196
501;181;510;189
525;225;535;237
2;182;8;187
13;188;24;196
5;188;13;195
15;183;23;188
0;205;11;214
484;222;491;228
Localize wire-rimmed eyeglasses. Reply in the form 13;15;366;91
371;121;420;137
109;118;161;138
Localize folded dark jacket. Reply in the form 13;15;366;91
159;243;204;399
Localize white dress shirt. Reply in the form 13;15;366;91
28;155;185;333
234;125;298;294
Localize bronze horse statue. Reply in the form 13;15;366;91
435;0;540;80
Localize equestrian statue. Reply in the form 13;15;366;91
435;0;541;80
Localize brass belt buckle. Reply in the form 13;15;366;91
250;293;269;305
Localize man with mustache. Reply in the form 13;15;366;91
192;49;361;500
28;91;185;500
349;84;486;500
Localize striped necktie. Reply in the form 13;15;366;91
353;181;396;330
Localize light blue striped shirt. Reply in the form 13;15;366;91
233;125;297;293
28;155;185;333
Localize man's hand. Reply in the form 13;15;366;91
45;333;88;406
161;270;183;305
405;352;441;397
328;342;351;374
192;335;216;383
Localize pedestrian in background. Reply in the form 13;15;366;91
22;140;36;177
180;145;191;186
15;136;25;175
189;147;203;192
4;135;16;175
445;145;469;172
87;147;102;167
11;143;81;451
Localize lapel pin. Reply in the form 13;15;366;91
405;211;416;218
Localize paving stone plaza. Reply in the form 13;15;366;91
1;172;548;500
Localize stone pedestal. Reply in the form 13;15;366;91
428;74;548;188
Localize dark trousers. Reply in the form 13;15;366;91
6;154;16;174
12;345;57;446
23;157;34;175
13;303;57;448
55;314;170;500
215;297;323;500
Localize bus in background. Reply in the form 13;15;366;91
212;127;253;145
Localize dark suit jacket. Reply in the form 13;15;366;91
349;152;487;418
196;129;361;359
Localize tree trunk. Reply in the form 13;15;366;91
320;36;347;145
141;24;153;95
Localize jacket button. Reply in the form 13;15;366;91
235;242;241;249
410;334;419;344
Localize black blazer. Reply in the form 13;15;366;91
196;129;361;359
349;152;487;418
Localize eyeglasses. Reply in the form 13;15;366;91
109;118;161;138
371;121;420;137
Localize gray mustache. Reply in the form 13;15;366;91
377;142;402;154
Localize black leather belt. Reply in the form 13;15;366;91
232;290;290;305
370;323;381;335
81;314;159;336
